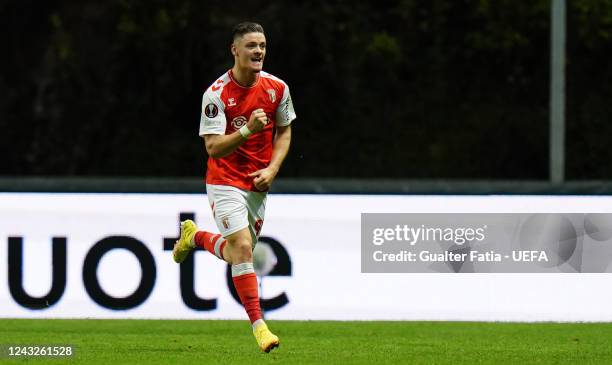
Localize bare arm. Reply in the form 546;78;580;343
268;124;292;174
248;124;292;190
203;132;245;159
203;108;268;158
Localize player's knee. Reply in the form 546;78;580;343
228;238;253;263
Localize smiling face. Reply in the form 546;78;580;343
232;32;266;74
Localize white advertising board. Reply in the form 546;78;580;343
1;192;612;321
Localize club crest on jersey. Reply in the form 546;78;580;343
231;116;248;129
228;98;236;107
267;89;276;103
204;103;218;118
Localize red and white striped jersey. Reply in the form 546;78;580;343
199;70;296;192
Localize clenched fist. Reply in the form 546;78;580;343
247;108;268;134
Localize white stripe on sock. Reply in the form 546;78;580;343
231;262;255;277
213;236;225;259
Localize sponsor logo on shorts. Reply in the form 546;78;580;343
222;216;230;229
204;103;218;118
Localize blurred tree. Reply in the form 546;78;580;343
0;0;610;179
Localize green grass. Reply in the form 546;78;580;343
1;319;611;364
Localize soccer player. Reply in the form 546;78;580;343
172;22;295;353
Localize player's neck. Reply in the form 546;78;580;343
231;66;259;87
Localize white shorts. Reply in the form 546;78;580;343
206;184;267;246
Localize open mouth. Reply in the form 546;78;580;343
251;57;263;64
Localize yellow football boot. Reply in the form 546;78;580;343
253;322;280;353
172;220;197;263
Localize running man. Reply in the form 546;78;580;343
172;21;295;353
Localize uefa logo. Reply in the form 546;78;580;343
204;103;218;118
231;116;247;129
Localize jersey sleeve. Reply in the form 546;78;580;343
275;84;297;126
199;90;226;136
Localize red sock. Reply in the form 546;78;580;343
232;263;262;323
194;231;226;260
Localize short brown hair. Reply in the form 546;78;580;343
232;22;265;41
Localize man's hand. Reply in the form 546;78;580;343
246;108;268;134
248;166;278;191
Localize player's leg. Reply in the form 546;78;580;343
224;227;261;322
224;226;279;353
241;190;279;352
173;218;231;263
193;228;230;263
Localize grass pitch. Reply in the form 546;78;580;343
1;319;611;364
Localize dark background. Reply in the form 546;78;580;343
1;0;611;180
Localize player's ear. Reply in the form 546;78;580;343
231;43;237;56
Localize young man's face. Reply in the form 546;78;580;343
232;32;266;73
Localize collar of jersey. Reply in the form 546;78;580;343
228;69;261;89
